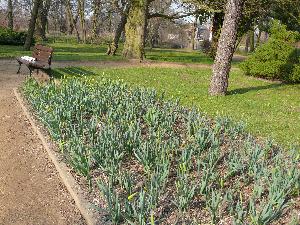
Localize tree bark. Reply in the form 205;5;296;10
209;0;244;96
24;0;42;50
249;29;255;52
78;0;86;43
123;0;149;60
107;3;131;55
91;0;101;41
7;0;14;30
209;12;224;59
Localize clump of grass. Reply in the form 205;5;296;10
23;77;300;224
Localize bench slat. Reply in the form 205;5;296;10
34;44;53;53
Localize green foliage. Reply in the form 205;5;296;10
290;62;300;83
23;77;300;224
241;21;300;82
0;27;34;45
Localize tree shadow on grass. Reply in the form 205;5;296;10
227;83;284;95
50;67;96;79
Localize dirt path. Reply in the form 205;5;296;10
0;60;85;225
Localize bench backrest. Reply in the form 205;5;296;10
32;45;53;65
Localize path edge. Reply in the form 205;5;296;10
13;88;99;225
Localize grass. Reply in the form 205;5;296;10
52;66;300;147
0;43;124;61
0;42;215;64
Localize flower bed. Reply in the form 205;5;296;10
23;77;300;224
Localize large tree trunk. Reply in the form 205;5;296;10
123;0;149;60
209;0;244;96
7;0;14;30
209;12;224;58
24;0;42;50
78;0;86;43
107;3;131;56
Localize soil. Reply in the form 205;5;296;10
0;59;85;225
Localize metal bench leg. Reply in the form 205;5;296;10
28;67;33;76
30;68;33;76
17;62;22;74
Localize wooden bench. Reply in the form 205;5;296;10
16;44;53;76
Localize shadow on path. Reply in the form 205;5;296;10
51;67;97;79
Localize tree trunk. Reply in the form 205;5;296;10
107;3;131;55
191;15;198;50
123;0;149;60
66;0;80;42
7;0;13;30
36;0;51;40
209;0;244;96
209;12;224;58
91;0;101;41
24;0;42;50
249;29;255;52
256;29;262;47
245;31;250;52
78;0;86;43
66;0;74;35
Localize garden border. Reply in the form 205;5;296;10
13;88;100;225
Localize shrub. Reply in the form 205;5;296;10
290;62;300;82
240;21;300;82
0;27;34;45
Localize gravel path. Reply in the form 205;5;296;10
0;59;85;225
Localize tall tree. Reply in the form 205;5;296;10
7;0;14;30
123;0;151;60
209;0;244;95
24;0;42;50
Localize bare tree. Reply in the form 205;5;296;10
209;0;244;95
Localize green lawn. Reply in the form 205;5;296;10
53;66;300;147
0;42;215;64
0;43;123;61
